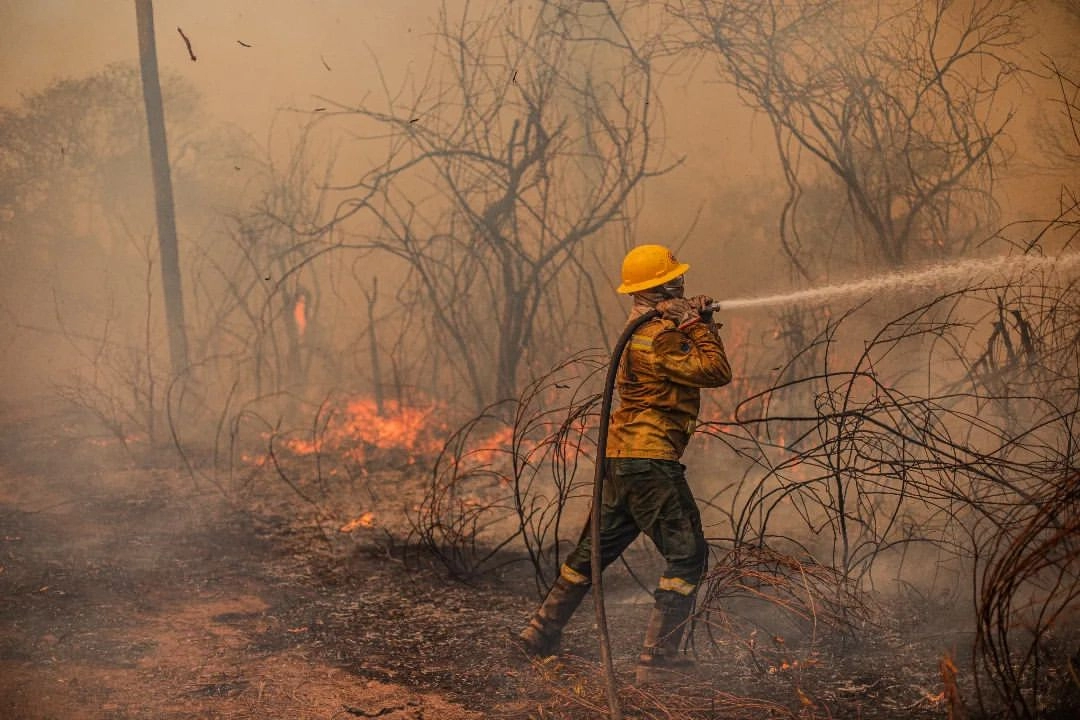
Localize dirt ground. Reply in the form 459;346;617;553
1;400;1039;719
0;402;499;720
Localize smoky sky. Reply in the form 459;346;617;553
0;0;1077;295
0;1;442;130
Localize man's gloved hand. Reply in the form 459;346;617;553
657;298;700;330
687;295;715;324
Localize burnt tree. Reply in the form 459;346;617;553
668;0;1025;278
313;0;668;408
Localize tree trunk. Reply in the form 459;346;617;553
365;278;385;417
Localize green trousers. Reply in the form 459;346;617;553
563;458;707;591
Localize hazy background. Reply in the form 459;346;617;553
0;0;1077;411
2;7;1079;711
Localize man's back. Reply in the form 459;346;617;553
608;315;732;460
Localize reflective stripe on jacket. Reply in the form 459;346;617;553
606;317;732;460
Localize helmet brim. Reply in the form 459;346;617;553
617;262;690;294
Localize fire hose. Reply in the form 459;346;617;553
590;302;721;719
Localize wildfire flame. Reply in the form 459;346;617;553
340;511;376;532
293;294;307;337
465;426;518;468
280;397;449;465
938;651;962;715
256;393;593;477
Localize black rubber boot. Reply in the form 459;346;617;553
635;590;696;685
518;574;590;658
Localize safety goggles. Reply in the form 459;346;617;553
660;275;685;296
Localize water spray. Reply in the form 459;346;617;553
706;252;1080;313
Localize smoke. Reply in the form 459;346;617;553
1;1;1077;409
1;2;431;115
0;6;1078;715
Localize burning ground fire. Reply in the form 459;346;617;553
244;395;544;473
280;397;451;465
339;511;375;532
236;392;602;549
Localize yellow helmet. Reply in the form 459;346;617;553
616;244;690;294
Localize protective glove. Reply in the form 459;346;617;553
687;295;715;324
657;298;700;330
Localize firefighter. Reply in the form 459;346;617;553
518;244;732;684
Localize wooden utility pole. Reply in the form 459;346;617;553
134;0;189;374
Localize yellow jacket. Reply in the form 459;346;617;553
606;317;732;460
